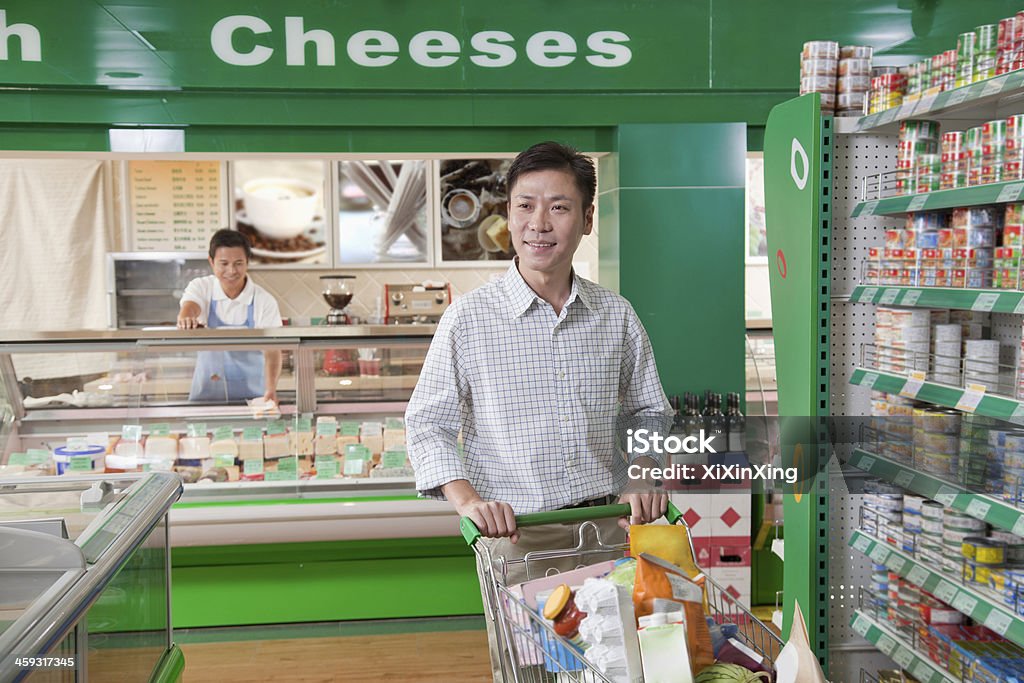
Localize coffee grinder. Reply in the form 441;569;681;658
320;275;358;375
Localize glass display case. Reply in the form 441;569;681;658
0;472;182;682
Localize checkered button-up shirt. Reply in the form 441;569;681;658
406;263;673;514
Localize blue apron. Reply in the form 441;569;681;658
189;297;265;402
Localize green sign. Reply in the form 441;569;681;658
343;458;366;476
317;421;338;437
242;426;264;442
344;444;371;460
26;448;51;464
243;458;264;475
213;426;235;441
8;453;28;466
315;456;339;479
187;423;207;437
384;417;405;430
214;454;237;467
381;450;407;469
122;424;143;441
69;455;93;471
266;420;286;436
339;422;360;437
277;456;298;472
149;423;171;437
296;415;313;432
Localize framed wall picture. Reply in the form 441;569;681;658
435;157;515;266
745;152;768;264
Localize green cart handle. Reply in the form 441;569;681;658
460;500;683;546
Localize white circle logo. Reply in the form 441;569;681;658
791;138;809;190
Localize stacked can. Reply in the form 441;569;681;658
886;572;921;634
897;120;940;196
837;45;873;116
956;31;977;88
993;245;1020;289
974;24;999;82
965;126;985;186
990;529;1024;565
869;69;907;114
1004;115;1024;182
863;480;903;540
963;339;1001;392
951;207;999;288
876;306;930;374
959;416;999;493
998;432;1024;505
940;131;967;190
997;15;1020;75
931;323;962;384
931;50;957;91
916;153;942;193
981;118;1007;186
961;536;1008;589
870;392;915;462
801;41;839;114
918;500;946;569
914;407;960;477
905;60;931;100
943;508;987;573
1011;11;1024;72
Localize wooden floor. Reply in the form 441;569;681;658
181;629;492;683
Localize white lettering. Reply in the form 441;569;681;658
347;30;399;67
469;30;517;67
0;10;41;62
627;464;641;479
211;15;273;67
285;17;335;66
409;30;460;67
586;31;631;67
526;31;576;68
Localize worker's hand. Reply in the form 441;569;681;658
177;315;203;329
262;389;278;406
458;499;520;544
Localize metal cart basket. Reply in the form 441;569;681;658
461;502;783;683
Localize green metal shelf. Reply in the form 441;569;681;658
849;367;1024;422
848;448;1024;537
849;530;1024;648
850;610;956;683
849;286;1024;313
851;179;1024;217
853;70;1024;134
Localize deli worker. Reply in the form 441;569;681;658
177;229;283;403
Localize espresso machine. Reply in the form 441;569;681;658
384;282;452;324
320;275;358;375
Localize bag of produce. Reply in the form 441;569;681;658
774;600;828;683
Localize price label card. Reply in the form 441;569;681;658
277;456;298;473
860;200;880;217
852;614;871;636
853;535;872;553
316;421;337;437
242;426;263;442
910;661;931;681
900;289;922;306
917;93;938;113
149;423;171;437
1014;296;1024;314
340;422;361;437
857;455;877;471
934;485;959;506
972;292;1000;312
869;545;891;563
907;194;929;212
343;458;366;476
899;371;927;399
880;288;900;304
344;444;371;460
213;426;234;442
893;470;916;489
934;580;958;603
984;609;1012;635
315;457;340;479
965;499;991;520
945;89;969;106
997;182;1024;203
266;469;298;481
266;420;286;436
876;634;897;655
859;287;879;302
878;109;898;125
860;372;880;389
122;424;143;442
186;423;207;438
887;555;907;573
243;459;264;475
7;453;28;466
25;449;50;465
982;77;1007;97
1012;514;1024;537
955;384;986;413
69;455;93;471
296;415;313;433
214;454;236;467
893;648;914;669
952;593;978;615
385;417;405;430
907;565;929;587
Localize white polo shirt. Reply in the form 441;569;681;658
180;275;283;328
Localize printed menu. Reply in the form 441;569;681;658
129;161;225;251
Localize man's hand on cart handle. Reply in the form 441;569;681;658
618;456;667;529
443;479;521;543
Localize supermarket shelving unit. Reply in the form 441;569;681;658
765;70;1024;683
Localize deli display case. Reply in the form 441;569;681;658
0;472;183;682
0;327;475;628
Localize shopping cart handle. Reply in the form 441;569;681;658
460;500;684;546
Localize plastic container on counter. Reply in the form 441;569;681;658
52;445;106;475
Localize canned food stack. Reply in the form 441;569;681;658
974;24;999;82
996;15;1021;75
980;118;1007;186
897;120;940;196
960;417;1001;493
869;70;907;115
965;125;985;186
930;50;957;92
801;41;839;114
951;207;1000;288
948;308;991;341
918;500;945;569
837;45;873;116
942;508;987;573
956;31;977;88
931;323;962;385
886;572;921;635
1001;432;1024;505
863;480;903;538
875;306;930;374
940;131;967;190
913;408;960;478
864;563;890;618
1004;114;1024;181
904;60;930;102
963;339;1001;392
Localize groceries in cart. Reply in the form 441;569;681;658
775;600;828;683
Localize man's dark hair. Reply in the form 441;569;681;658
506;141;596;208
208;228;252;260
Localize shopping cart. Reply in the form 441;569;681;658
462;501;783;683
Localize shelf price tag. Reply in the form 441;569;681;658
996;182;1024;203
879;288;900;304
955;384;986;413
876;634;897;655
860;201;880;217
214;454;236;468
69;455;93;472
900;289;922;306
852;614;871;636
25;449;50;465
917;93;938;113
972;292;1000;312
122;424;142;442
243;459;263;476
186;423;207;438
852;534;872;553
213;426;234;442
1011;403;1024;426
858;287;879;302
907;194;929;211
381;450;407;468
945;89;969;107
886;555;907;573
984;609;1012;636
982;77;1007;97
934;485;959;506
893;648;914;670
965;499;991;520
860;372;880;389
869;544;891;563
856;454;877;471
1012;514;1024;537
893;470;916;489
952;592;978;615
907;565;929;587
315;457;339;479
934;581;958;603
910;661;932;682
899;371;927;399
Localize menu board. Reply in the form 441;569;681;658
129;161;225;251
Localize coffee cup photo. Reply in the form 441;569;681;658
241;177;321;239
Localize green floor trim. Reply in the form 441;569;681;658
172;536;473;567
149;644;185;683
172;494;417;509
175;616;487;644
